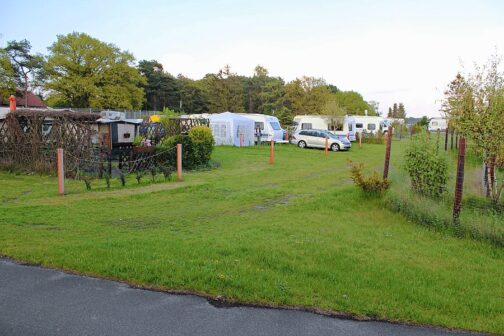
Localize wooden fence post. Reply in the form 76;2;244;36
9;95;16;112
359;132;362;148
177;143;182;181
57;148;65;195
453;137;466;226
444;127;449;151
383;126;393;180
325;135;329;157
450;129;454;150
269;140;275;165
239;131;243;147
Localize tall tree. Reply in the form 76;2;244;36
44;32;145;109
443;55;504;202
4;39;44;107
397;102;406;118
138;60;179;111
333;91;375;115
179;75;209;114
0;49;16;102
202;65;244;113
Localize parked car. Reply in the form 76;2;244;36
290;129;351;151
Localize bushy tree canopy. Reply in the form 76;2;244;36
44;32;145;109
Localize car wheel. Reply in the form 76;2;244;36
330;143;340;152
298;140;307;149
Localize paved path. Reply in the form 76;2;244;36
0;259;482;336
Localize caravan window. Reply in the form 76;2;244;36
255;122;264;130
330;121;343;131
356;123;363;129
220;125;227;138
301;123;312;130
432;121;438;126
348;123;353;132
270;122;281;130
367;124;376;131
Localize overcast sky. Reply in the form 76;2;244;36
2;0;503;117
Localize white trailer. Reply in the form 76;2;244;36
292;115;356;141
353;115;392;134
428;118;448;132
237;113;287;143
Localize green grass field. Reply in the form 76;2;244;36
0;142;503;333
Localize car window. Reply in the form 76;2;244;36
270;121;281;130
299;131;308;135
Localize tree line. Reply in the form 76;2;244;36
1;32;380;124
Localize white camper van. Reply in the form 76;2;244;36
353;116;392;135
428;118;448;132
238;113;286;143
292;115;356;141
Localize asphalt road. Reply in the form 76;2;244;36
0;259;482;336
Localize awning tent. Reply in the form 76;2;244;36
209;112;255;146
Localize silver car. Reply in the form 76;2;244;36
291;129;351;151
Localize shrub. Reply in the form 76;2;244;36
157;127;214;169
404;132;448;198
349;161;390;196
361;130;386;144
189;126;214;166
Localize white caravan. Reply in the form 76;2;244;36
237;113;287;143
353;116;392;135
428;118;448;132
292;115;356;141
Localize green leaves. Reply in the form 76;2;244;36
404;132;448;199
45;32;146;109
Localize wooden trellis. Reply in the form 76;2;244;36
0;109;100;175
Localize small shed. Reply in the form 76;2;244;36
209;112;255;146
95;118;143;150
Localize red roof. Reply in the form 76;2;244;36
15;90;46;108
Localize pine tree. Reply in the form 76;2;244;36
397;103;406;118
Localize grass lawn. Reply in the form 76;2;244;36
0;142;503;333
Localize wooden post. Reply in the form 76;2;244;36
285;129;289;141
239;132;243;147
450;129;454;150
57;148;65;195
269;140;274;165
177;144;182;181
325;135;329;157
358;132;362;148
383;126;393;180
453;137;466;226
9;95;16;112
444;127;449;151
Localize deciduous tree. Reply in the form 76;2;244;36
44;32;145;109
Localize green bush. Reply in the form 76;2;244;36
361;130;386;144
156;126;214;169
189;126;214;166
349;161;390;196
404;132;448;198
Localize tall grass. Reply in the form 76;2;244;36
384;157;504;246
